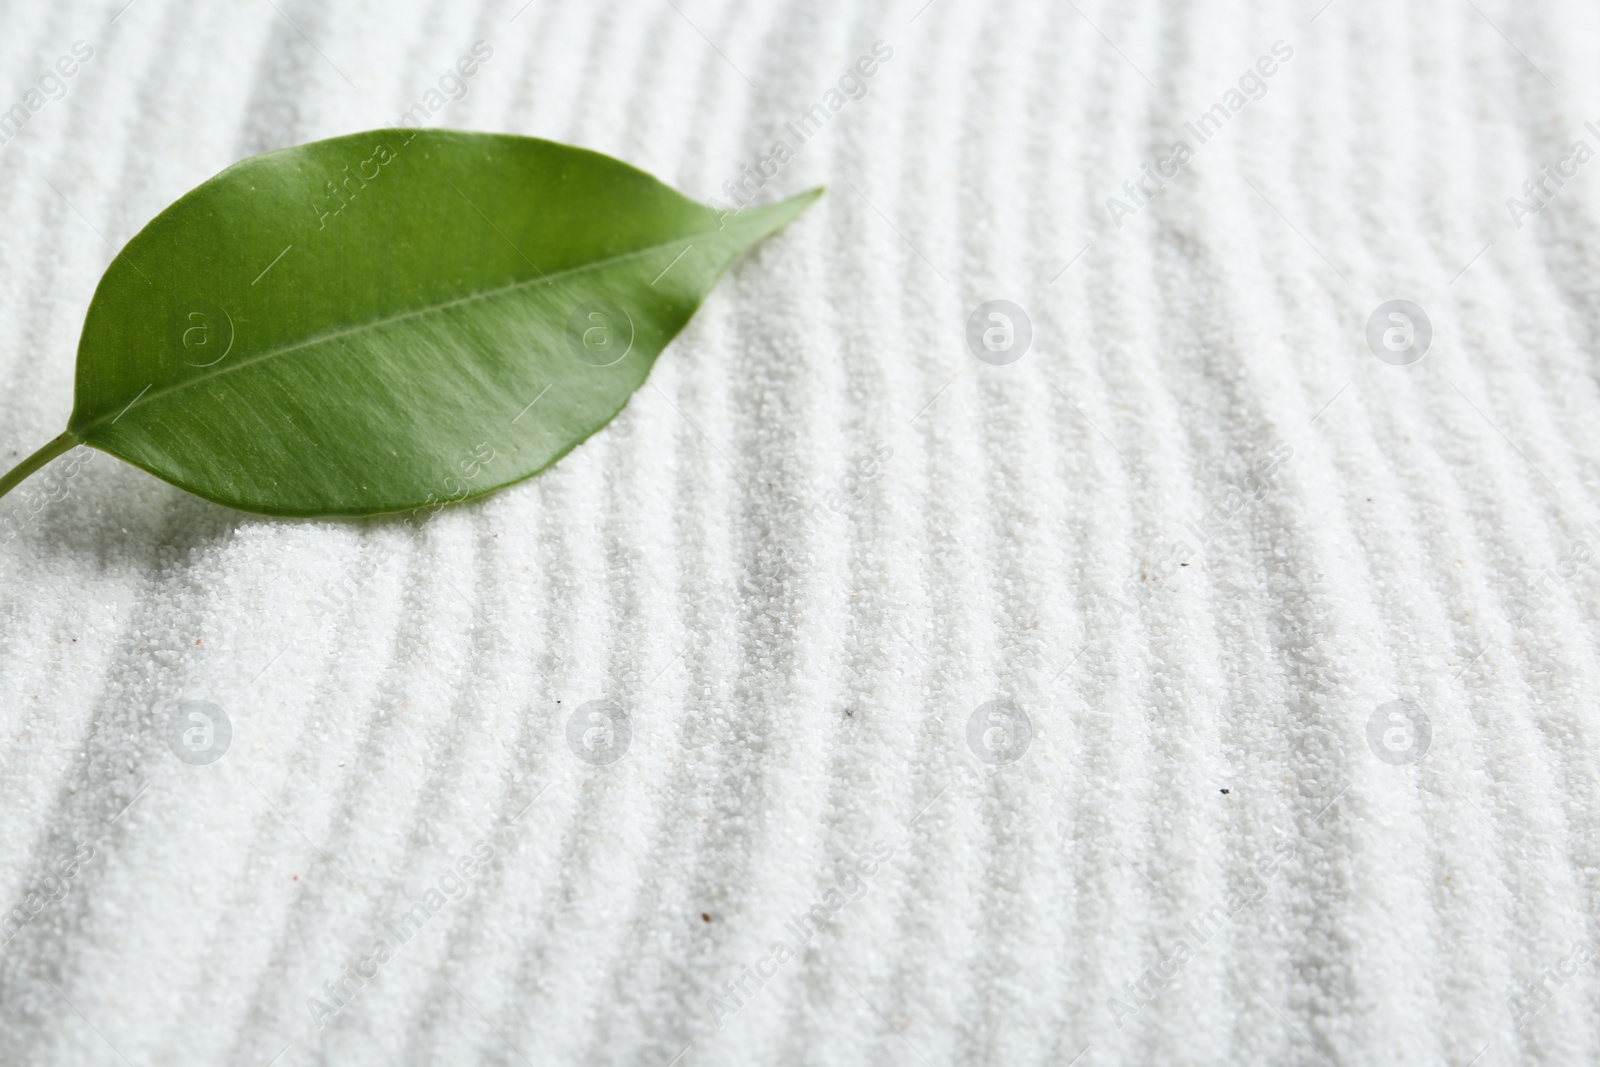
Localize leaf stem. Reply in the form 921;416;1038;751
0;432;79;503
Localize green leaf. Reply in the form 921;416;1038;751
0;130;819;517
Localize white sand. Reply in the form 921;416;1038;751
3;0;1600;1063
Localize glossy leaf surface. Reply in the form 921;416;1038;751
59;130;818;516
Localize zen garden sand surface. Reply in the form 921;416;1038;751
3;1;1600;1065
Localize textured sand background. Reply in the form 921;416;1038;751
3;0;1600;1063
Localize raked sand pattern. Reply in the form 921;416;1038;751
3;0;1600;1064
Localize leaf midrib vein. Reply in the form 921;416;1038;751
77;227;725;436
